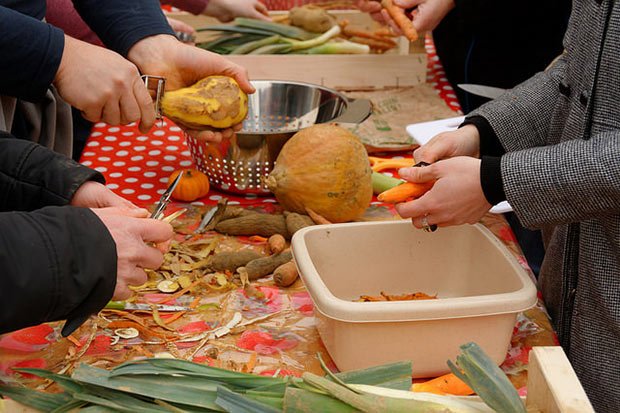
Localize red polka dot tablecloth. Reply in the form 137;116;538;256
80;36;462;208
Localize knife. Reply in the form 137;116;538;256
457;84;507;100
105;301;190;312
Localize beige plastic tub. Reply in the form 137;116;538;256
291;220;537;377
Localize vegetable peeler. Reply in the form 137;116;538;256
150;170;183;220
141;75;166;122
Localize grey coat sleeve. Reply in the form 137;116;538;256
500;132;620;228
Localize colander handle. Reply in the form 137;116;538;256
330;98;372;125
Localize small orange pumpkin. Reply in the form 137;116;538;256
169;169;210;202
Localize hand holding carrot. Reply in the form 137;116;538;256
394;157;491;229
360;0;455;38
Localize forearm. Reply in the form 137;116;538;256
503;132;620;228
71;0;174;57
0;133;104;211
0;6;64;101
0;206;116;335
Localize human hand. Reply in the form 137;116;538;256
394;157;492;229
54;35;156;134
128;35;254;142
70;181;147;213
167;17;197;44
203;0;270;22
92;207;173;300
357;0;454;34
413;124;481;163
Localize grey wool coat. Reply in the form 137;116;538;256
472;0;620;411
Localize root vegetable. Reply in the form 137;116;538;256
348;36;396;51
377;182;434;204
220;206;257;221
289;5;336;33
160;76;248;129
238;250;293;280
284;211;315;235
268;234;286;254
306;208;332;225
273;261;299;287
381;0;418;42
209;250;263;272
215;213;289;239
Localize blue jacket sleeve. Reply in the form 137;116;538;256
0;6;64;102
72;0;175;57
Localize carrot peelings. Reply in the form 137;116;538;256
381;0;418;41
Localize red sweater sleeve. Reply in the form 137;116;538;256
161;0;209;15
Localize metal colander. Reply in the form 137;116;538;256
185;80;371;195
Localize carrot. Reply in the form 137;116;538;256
342;26;397;47
377;182;433;203
411;372;474;396
381;0;418;42
66;335;82;347
305;208;332;225
248;235;269;243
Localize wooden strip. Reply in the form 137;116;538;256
526;346;595;413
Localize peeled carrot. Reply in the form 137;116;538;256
377;182;433;203
411;372;474;396
381;0;418;42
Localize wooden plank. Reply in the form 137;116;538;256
223;54;425;89
167;10;426;89
526;346;595;413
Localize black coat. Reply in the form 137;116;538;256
433;0;572;114
0;131;116;336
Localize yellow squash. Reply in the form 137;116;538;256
161;76;248;129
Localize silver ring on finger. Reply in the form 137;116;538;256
422;214;437;233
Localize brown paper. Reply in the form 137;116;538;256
344;83;459;152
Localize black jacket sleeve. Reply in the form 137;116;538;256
0;206;117;335
0;132;104;211
460;116;507;205
0;132;117;335
0;5;64;102
72;0;174;57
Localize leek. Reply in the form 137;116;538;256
297;41;370;55
233;18;315;40
349;384;494;412
302;372;461;412
231;35;281;54
448;343;526;413
287;25;341;51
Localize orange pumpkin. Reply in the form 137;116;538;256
265;124;372;223
169;169;210;202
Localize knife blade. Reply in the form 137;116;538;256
457;84;507;100
105;301;190;312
